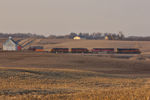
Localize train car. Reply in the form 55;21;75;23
28;46;44;51
71;48;89;53
51;48;69;53
91;48;114;54
117;48;141;54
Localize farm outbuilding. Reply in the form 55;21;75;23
105;36;109;40
73;36;81;40
3;37;22;51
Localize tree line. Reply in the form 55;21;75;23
48;32;125;40
0;32;150;41
0;33;45;38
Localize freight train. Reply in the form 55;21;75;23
48;48;141;54
28;46;141;54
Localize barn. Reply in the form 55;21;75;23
3;37;22;51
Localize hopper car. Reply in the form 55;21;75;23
51;48;69;53
92;48;114;54
71;48;89;53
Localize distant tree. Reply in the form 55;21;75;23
91;32;103;39
118;31;125;40
69;32;77;39
0;33;45;38
48;35;56;39
78;33;83;38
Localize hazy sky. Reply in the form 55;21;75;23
0;0;150;36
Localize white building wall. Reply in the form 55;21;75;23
3;39;17;51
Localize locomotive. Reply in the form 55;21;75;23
117;48;141;54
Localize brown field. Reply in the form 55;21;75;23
0;51;150;100
1;38;150;100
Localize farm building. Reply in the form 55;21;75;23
3;37;22;51
73;36;81;40
105;36;109;40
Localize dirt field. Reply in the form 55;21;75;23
0;52;150;100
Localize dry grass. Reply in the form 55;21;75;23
0;52;150;99
0;67;150;100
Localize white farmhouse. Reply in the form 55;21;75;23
3;37;21;51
